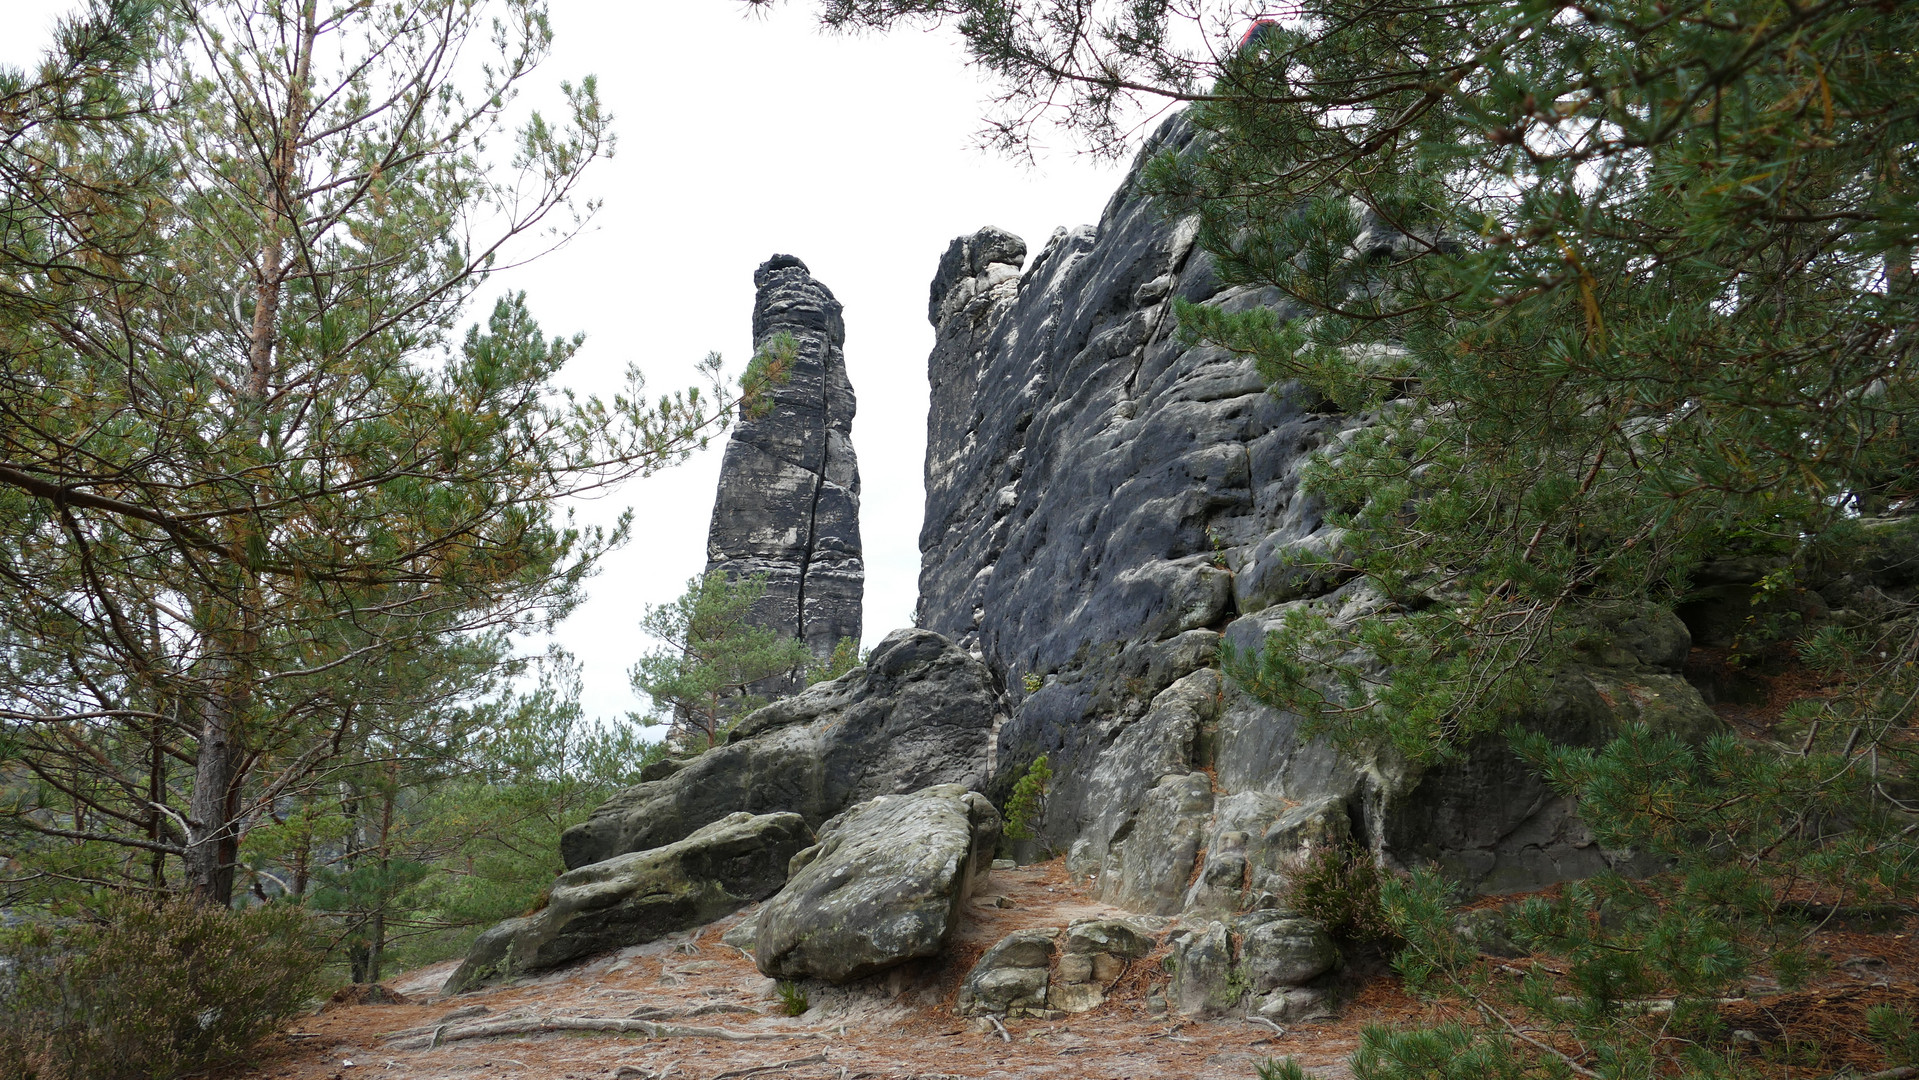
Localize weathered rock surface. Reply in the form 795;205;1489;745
1168;921;1239;1017
1049;918;1158;1013
561;629;1000;869
707;254;862;670
915;111;1726;907
1237;913;1338;992
753;784;1001;983
957;928;1057;1017
444;812;810;994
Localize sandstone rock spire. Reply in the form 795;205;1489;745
705;255;863;671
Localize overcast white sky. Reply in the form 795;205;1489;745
1;1;1134;722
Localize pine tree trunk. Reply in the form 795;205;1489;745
186;680;242;905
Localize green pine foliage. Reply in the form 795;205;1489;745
775;980;811;1017
629;572;815;752
807;636;865;685
1002;754;1052;841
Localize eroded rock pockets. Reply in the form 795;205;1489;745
707;254;863;673
915;110;1730;906
560;628;1003;871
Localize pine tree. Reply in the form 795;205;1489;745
785;2;1919;1074
629;572;815;753
0;0;743;907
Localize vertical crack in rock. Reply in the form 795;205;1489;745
914;111;1720;907
705;255;863;690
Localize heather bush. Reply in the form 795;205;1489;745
1280;841;1397;946
0;893;324;1080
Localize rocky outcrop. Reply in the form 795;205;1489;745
957;917;1160;1017
444;812;810;994
915;112;1725;907
707;254;862;669
561;629;1000;870
753;784;1001;983
957;927;1057;1017
1050;918;1157;1013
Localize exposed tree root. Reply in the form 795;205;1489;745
710;1051;830;1079
384;1015;825;1051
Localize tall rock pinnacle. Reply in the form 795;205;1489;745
705;255;863;669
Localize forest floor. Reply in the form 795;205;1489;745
227;857;1919;1080
226;860;1434;1080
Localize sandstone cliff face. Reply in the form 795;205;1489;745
918;114;1717;902
706;255;863;663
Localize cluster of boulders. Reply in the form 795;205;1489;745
442;626;1365;1023
951;911;1341;1022
446;630;1006;994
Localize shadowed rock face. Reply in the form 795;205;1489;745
707;255;863;670
917;112;1721;902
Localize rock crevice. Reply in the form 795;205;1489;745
707;255;863;668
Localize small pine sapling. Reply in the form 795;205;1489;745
1002;755;1053;841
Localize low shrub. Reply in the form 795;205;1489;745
0;892;324;1080
775;979;809;1016
1280;841;1398;946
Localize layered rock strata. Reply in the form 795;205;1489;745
561;628;1000;870
706;254;863;668
916;113;1724;902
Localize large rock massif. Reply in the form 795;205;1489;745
443;111;1860;1010
706;255;863;666
916;113;1723;901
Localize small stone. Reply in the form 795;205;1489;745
992;859;1017;870
1257;987;1333;1023
720;911;760;953
1047;981;1105;1014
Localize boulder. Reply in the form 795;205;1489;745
444;812;810;994
560;629;1001;869
1168;921;1239;1017
957;928;1058;1017
753;784;1001;983
1048;917;1159;1013
1238;914;1337;991
1255;986;1335;1023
